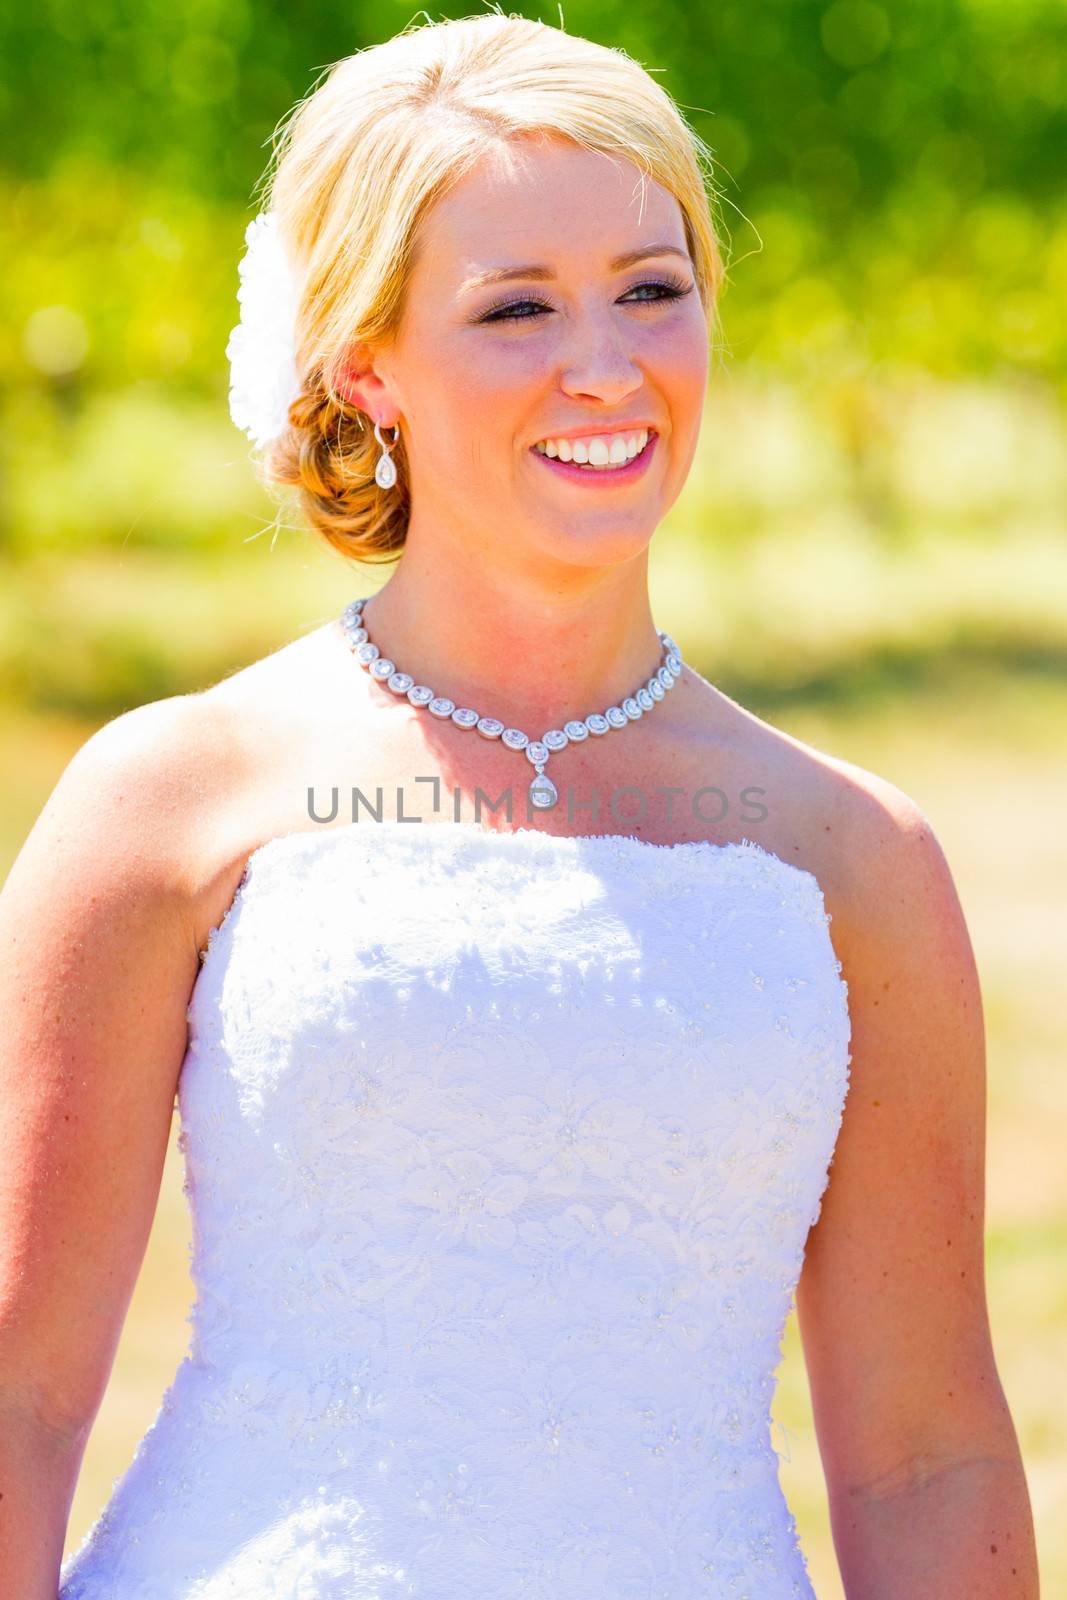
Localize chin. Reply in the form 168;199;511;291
529;523;656;569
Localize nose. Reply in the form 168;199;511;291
557;318;644;407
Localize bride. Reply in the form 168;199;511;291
1;12;1036;1598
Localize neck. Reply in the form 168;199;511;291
354;547;667;735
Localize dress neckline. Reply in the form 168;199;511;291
195;820;825;968
238;818;817;884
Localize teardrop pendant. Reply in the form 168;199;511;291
339;591;684;822
375;453;397;490
529;769;558;810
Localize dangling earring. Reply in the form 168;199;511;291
373;419;400;489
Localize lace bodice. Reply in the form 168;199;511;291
59;821;852;1600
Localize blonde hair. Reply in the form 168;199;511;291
259;9;727;566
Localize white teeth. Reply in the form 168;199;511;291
534;429;650;469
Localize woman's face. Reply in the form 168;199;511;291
356;135;710;573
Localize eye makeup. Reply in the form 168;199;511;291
477;272;694;324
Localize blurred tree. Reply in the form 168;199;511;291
0;0;1063;208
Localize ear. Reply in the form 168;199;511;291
333;341;398;426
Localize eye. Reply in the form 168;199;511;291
478;274;694;324
625;273;693;303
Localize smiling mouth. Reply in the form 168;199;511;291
530;430;658;474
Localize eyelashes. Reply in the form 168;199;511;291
478;274;695;324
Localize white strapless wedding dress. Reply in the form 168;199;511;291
58;821;851;1600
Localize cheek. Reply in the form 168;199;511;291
441;335;547;424
406;357;523;482
641;315;709;398
464;338;552;396
433;346;549;477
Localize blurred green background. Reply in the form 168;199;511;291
1;0;1062;1590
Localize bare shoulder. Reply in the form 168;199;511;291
684;676;972;993
37;617;371;950
788;732;966;973
681;671;948;905
3;622;340;1021
809;739;982;1100
3;691;252;941
692;670;982;1044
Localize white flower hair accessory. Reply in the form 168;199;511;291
225;212;303;450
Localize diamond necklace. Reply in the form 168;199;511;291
339;597;684;813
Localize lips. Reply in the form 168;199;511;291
529;429;659;486
535;429;650;467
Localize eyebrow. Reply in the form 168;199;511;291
460;244;692;293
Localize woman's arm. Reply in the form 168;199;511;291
0;696;216;1597
795;772;1039;1599
0;1398;94;1600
